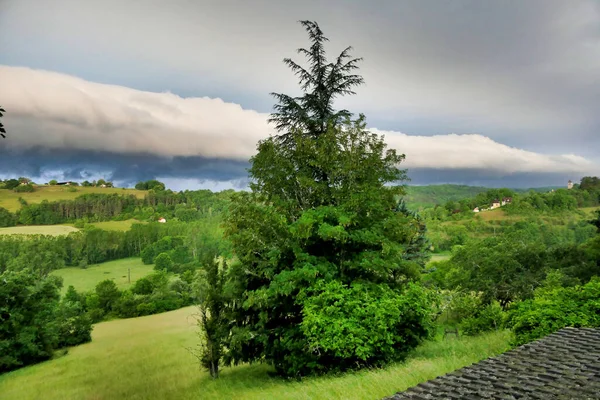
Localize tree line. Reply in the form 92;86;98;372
0;189;233;227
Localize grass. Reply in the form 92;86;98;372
51;258;155;294
65;219;146;231
0;306;513;400
0;225;79;236
0;186;147;212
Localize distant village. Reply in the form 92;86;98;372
473;180;574;213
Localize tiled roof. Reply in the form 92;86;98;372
385;328;600;400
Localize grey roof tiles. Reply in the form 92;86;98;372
385;327;600;400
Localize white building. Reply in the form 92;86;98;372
158;217;166;223
568;180;574;190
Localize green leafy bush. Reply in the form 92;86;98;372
461;301;505;336
507;278;600;345
13;184;35;193
299;281;435;374
153;252;174;272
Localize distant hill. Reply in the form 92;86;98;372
0;186;147;212
403;184;564;209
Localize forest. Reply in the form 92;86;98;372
1;20;599;390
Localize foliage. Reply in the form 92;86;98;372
135;180;166;191
0;269;92;373
299;281;436;374
460;301;505;336
154;252;174;272
13;184;35;193
222;21;432;377
192;253;229;378
507;278;600;346
268;21;363;142
94;279;121;314
0;269;62;372
431;232;548;308
0;207;17;227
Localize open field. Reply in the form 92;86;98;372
0;306;512;400
67;219;146;231
0;186;147;212
51;258;155;294
0;225;79;236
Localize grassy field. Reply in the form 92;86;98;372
51;258;155;294
65;219;146;231
0;225;79;236
0;186;147;212
0;306;512;400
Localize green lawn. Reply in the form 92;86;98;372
51;258;155;294
0;305;512;400
0;225;79;236
0;186;147;212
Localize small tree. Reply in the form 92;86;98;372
191;252;229;378
154;252;174;272
49;180;58;186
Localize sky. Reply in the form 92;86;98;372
1;0;599;190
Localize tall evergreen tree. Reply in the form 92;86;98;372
268;21;364;143
221;21;434;377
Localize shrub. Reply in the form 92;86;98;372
55;300;93;348
154;252;174;272
73;220;85;229
507;278;600;346
461;301;505;336
0;269;61;373
297;281;436;375
13;184;35;193
131;277;153;295
94;280;121;313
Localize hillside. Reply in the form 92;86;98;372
0;186;147;212
0;306;511;400
403;185;489;209
403;184;564;209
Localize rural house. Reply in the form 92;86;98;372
385;327;600;399
568;180;574;189
158;217;166;223
490;199;501;209
501;197;512;206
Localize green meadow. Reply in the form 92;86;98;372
51;258;155;294
0;306;512;400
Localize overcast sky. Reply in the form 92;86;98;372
1;0;599;189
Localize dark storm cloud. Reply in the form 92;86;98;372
0;147;249;187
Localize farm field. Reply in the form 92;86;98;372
0;225;79;236
0;306;512;400
0;186;147;212
51;258;155;294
